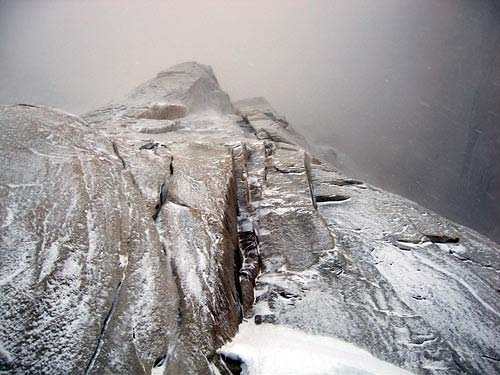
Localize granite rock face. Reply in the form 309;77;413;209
1;62;499;374
0;105;178;374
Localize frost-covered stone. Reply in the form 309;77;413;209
0;105;178;374
1;62;499;375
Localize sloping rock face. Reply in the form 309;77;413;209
1;62;499;374
0;105;178;374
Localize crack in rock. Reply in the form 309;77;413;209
84;281;124;375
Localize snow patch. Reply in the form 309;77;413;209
119;254;129;269
219;321;415;375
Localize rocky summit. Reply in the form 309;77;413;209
1;62;499;375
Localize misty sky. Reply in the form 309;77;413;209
1;0;499;242
1;0;476;116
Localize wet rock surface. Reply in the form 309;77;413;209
1;62;499;374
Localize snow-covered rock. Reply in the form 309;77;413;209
1;62;499;374
0;105;178;374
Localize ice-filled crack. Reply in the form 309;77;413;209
237;227;261;317
234;241;244;321
231;143;264;320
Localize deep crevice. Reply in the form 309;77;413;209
237;228;261;316
426;234;460;244
232;143;262;318
234;241;244;323
153;157;174;221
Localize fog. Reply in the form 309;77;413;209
1;0;499;242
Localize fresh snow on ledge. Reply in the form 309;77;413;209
218;321;415;375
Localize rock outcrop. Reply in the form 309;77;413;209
1;62;499;374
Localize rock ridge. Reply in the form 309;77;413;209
0;62;499;374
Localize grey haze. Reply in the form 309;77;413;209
1;0;499;242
